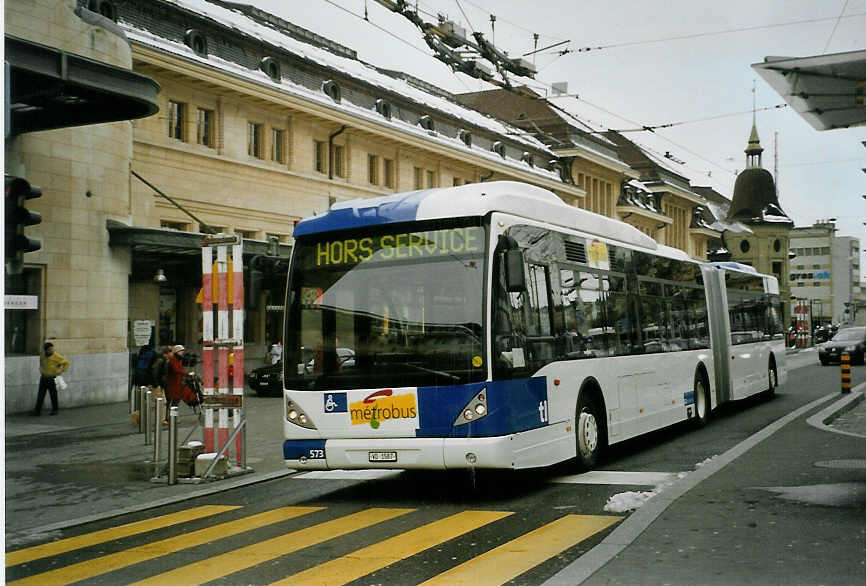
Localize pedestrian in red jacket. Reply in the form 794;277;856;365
163;345;189;424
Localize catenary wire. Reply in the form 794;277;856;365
822;0;851;54
562;13;866;53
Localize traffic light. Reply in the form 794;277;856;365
5;176;42;270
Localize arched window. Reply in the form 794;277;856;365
418;115;435;131
375;98;391;119
184;29;208;57
260;57;281;83
322;80;342;103
88;0;117;21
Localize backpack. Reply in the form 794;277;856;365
151;356;168;385
135;348;155;377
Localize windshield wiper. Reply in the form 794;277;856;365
401;362;460;382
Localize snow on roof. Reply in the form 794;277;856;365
125;0;566;180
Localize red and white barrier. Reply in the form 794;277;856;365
201;234;244;466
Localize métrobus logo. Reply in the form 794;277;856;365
350;389;417;428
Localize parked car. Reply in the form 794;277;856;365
305;347;355;373
248;360;283;396
814;323;839;344
818;326;866;365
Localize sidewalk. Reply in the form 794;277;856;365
4;393;292;546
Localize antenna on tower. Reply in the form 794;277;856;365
752;79;757;126
490;14;496;44
532;33;539;67
774;131;780;196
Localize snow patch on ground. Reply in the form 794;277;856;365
603;457;716;513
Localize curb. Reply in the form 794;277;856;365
543;390;840;586
806;385;865;439
7;468;296;544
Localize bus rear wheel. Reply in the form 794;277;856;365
575;395;603;471
691;372;710;428
764;361;778;399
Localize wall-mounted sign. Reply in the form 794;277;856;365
4;295;38;310
133;320;153;346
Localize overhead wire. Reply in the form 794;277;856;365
822;0;851;54
562;13;866;53
319;1;814;186
318;0;475;91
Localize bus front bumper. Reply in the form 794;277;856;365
283;436;518;470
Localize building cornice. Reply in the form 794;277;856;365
616;205;672;226
689;227;721;239
131;44;584;198
647;181;705;206
555;146;640;178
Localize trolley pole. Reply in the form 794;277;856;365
168;406;178;485
841;352;851;394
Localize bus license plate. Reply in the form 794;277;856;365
369;451;397;462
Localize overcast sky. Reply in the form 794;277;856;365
262;0;865;261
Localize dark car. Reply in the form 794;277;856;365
248;360;283;396
818;326;866;365
814;323;839;344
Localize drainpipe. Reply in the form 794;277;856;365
328;125;346;180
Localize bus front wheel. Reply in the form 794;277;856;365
575;395;603;471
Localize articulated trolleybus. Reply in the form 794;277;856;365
282;181;786;471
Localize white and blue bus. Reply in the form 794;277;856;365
281;182;786;471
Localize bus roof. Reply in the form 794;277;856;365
294;181;657;250
708;261;759;274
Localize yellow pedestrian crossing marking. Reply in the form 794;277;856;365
9;507;624;586
273;510;513;586
131;508;414;585
9;506;322;586
419;514;621;585
5;505;238;567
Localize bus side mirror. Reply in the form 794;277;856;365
505;249;526;292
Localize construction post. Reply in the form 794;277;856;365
841;352;851;394
201;233;245;469
201;242;215;452
231;241;245;466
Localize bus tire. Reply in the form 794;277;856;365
691;370;710;428
575;394;603;471
764;359;778;399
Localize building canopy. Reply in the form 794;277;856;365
752;49;866;131
5;35;160;135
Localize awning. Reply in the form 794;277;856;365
5;35;160;135
752;49;866;131
106;220;291;281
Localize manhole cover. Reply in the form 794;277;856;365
814;459;866;469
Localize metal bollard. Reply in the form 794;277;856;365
841;352;851;394
241;418;247;469
137;386;145;433
154;397;164;477
144;389;152;445
168;406;178;485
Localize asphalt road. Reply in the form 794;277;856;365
7;351;864;585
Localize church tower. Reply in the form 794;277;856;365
725;118;793;323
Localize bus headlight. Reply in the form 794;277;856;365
286;397;317;429
453;388;489;426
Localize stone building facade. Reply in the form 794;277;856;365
5;0;158;412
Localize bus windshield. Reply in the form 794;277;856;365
284;222;487;391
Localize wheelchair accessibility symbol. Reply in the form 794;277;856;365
324;392;347;413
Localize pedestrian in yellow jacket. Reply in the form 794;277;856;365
34;342;70;415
